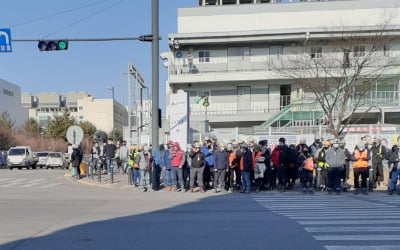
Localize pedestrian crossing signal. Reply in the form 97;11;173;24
38;40;68;51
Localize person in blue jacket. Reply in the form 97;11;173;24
201;139;214;190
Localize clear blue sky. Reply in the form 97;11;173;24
0;0;197;112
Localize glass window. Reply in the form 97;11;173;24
199;51;210;63
310;46;322;59
353;45;366;57
269;45;283;59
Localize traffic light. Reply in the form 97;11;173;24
38;40;68;51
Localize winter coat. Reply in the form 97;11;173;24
170;148;184;167
71;148;83;168
90;146;100;160
325;148;345;168
253;151;266;179
201;145;214;166
240;149;253;172
213;150;228;170
118;145;129;161
271;146;280;168
136;151;148;170
278;144;289;166
190;151;205;168
103;143;116;158
371;144;386;165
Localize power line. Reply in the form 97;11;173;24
43;0;125;38
10;0;112;28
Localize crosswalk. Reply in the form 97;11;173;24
0;178;62;188
253;194;400;250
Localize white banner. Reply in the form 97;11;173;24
169;90;189;149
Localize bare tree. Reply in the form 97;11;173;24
273;25;399;138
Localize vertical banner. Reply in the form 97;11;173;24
169;90;189;149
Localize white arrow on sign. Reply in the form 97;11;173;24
66;126;84;145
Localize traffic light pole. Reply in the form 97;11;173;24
151;0;159;150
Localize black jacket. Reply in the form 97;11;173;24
242;149;253;172
71;148;83;168
190;151;205;168
103;144;117;158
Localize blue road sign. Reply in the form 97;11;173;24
0;29;12;52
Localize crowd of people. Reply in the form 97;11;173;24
87;135;400;195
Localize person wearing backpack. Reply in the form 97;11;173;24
253;145;266;193
326;141;346;194
299;147;314;194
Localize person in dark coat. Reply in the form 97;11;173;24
71;145;83;180
277;138;289;192
240;143;253;193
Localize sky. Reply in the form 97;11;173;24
0;0;198;112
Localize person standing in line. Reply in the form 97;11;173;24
163;141;173;191
201;139;215;190
240;143;253;193
277;138;289;192
151;144;166;191
316;141;330;191
90;142;100;174
213;143;228;193
298;147;314;194
170;142;185;191
226;143;236;192
189;143;205;193
137;145;150;192
182;144;193;191
103;139;117;175
388;145;400;195
234;142;243;191
352;143;370;195
118;140;129;174
71;144;83;180
371;138;386;190
325;141;345;194
253;145;266;193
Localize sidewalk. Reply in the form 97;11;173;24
64;168;133;189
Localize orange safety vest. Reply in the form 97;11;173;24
353;150;368;168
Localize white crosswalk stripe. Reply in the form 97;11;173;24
253;194;400;249
0;178;61;188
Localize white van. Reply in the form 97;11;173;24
7;146;37;170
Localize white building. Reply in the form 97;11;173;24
166;0;400;141
0;79;27;127
22;92;128;134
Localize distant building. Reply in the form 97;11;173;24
22;92;128;135
166;0;400;141
0;78;27;127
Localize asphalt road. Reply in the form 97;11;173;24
0;169;399;250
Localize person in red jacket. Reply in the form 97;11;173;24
170;142;184;191
271;145;280;190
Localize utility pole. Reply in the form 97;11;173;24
151;0;160;150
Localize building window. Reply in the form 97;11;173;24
79;106;83;110
353;45;366;57
198;51;210;63
269;45;283;59
3;89;14;97
310;46;322;59
79;116;83;120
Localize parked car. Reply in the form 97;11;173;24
45;152;66;169
7;146;37;170
35;152;49;168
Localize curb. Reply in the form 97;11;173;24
64;171;125;188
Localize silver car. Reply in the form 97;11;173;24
45;152;66;169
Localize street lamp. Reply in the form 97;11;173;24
107;86;115;141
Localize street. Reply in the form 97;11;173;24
0;169;399;250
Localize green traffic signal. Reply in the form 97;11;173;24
38;40;68;51
58;41;68;50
